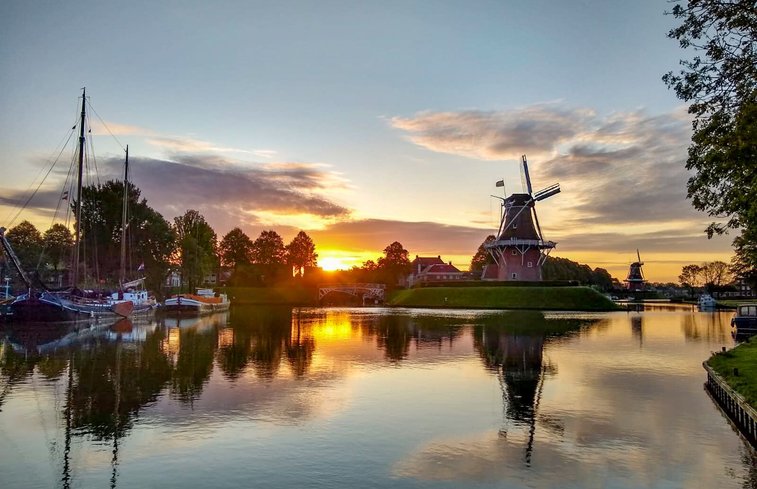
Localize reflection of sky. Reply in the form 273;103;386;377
1;308;752;488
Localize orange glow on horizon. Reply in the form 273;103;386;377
319;256;352;271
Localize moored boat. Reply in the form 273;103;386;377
162;288;230;315
731;304;757;335
698;294;717;311
0;90;153;322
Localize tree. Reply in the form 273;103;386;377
78;180;176;291
664;1;757;285
41;224;73;272
173;210;217;291
251;230;286;266
219;228;253;270
137;207;176;293
5;221;43;271
377;241;411;285
732;226;757;287
701;260;732;288
286;231;318;276
678;264;703;287
470;235;496;278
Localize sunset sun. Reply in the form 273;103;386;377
319;256;349;272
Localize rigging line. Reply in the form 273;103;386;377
87;100;126;152
4;129;77;228
85;118;101;188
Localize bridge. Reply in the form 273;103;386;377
318;283;386;304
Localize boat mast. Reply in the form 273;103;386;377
119;145;129;285
71;88;86;287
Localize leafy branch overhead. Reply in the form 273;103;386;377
664;0;757;284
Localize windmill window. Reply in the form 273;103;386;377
513;223;518;229
527;261;533;268
511;273;517;279
511;250;517;255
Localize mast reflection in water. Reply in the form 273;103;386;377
1;306;754;488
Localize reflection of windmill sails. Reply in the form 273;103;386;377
474;321;548;466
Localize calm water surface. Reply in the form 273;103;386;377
1;305;754;488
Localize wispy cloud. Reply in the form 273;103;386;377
391;105;595;161
391;105;699;229
100;154;350;233
147;136;275;159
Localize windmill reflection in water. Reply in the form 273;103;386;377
473;311;598;465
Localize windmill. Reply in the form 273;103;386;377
484;155;560;281
624;249;647;291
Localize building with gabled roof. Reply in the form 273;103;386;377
407;255;465;287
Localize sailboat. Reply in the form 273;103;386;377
107;146;157;315
0;89;136;322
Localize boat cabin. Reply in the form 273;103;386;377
732;304;757;334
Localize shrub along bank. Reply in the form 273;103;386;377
388;286;619;311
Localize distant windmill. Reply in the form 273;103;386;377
484;155;560;281
624;249;647;291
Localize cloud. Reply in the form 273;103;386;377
87;154;351;234
391;105;595;160
309;218;489;255
146;136;275;159
392;105;701;228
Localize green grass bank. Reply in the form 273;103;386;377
388;286;619;311
707;337;757;407
224;286;315;305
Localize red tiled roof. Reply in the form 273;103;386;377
411;256;445;267
425;263;462;274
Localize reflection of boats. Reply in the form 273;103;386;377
162;288;230;315
698;294;717;311
732;304;757;335
162;310;229;332
6;318;118;355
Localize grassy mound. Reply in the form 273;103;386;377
707;337;757;407
388;286;619;311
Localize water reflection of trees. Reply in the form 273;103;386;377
472;311;599;465
219;306;314;380
360;314;466;362
680;311;731;343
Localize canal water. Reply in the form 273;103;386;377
0;305;754;488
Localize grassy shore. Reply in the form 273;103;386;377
224;286;315;305
388;286;619;311
707;337;757;407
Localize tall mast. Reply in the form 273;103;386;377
119;145;129;285
71;88;86;287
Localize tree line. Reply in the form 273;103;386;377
2;180;630;294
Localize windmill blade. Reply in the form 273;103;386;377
533;183;560;201
522;155;533;195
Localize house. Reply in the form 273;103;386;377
407;255;465;287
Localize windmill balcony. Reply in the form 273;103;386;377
486;238;557;249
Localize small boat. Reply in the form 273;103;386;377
731;304;757;335
698;294;717;310
162;288;230;315
110;278;157;315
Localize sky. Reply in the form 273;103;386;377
0;0;736;282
